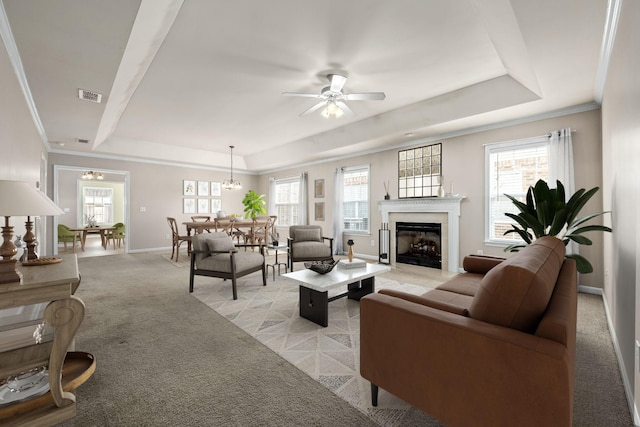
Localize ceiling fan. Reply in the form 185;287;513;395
282;74;385;118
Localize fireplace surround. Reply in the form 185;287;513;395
379;197;464;273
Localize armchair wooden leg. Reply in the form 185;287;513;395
262;265;267;286
371;383;379;407
231;277;238;300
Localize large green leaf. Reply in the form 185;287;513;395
503;225;533;243
505;194;529;214
548;208;568;236
566;234;593;245
566;253;593;274
570;224;613;235
569;211;611;229
567;187;599;226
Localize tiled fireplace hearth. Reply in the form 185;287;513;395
378;197;464;273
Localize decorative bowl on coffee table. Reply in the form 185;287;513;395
304;260;338;275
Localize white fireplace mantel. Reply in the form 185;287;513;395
378;197;465;272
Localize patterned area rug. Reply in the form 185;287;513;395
191;266;447;426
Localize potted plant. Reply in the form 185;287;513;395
242;190;267;219
503;179;611;274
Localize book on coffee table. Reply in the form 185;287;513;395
338;258;367;269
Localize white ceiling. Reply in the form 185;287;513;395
2;0;608;173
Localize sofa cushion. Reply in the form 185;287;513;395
293;227;322;242
468;236;566;333
292;241;332;258
436;273;484;297
206;234;235;252
419;289;473;315
462;254;505;274
197;251;263;274
192;232;232;263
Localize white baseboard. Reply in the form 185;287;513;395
578;285;603;295
601;293;640;426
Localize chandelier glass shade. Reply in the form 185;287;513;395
81;171;104;180
222;145;241;190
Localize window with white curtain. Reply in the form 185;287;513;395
343;165;369;233
273;177;300;226
82;187;114;224
485;137;549;244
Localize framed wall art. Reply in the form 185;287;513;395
314;179;324;198
197;198;210;214
183;180;196;196
211;199;222;214
398;143;442;198
198;181;209;196
314;202;325;221
211;181;221;197
183;198;196;214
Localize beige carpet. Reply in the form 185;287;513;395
190;259;449;426
178;252;633;426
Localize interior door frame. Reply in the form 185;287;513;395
52;165;130;255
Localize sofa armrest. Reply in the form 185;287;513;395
378;289;468;316
462;254;505;274
360;293;573;427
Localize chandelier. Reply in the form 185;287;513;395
222;145;241;190
82;171;104;180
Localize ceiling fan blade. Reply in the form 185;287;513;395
282;92;325;99
336;101;355;117
343;92;386;101
300;101;327;117
329;74;347;93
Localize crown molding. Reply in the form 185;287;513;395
594;0;622;103
0;0;48;148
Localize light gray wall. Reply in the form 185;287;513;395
257;108;605;287
48;154;259;252
601;0;640;416
0;37;49;249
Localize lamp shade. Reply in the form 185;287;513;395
0;180;64;216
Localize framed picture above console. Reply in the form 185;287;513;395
398;143;442;198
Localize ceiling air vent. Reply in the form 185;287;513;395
75;138;90;144
78;88;102;103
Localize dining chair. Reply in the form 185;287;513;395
248;215;273;249
111;222;126;248
191;215;212;233
58;224;82;252
167;217;191;261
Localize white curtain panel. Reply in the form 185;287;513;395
268;177;276;215
298;172;308;225
333;167;345;255
549;128;577;255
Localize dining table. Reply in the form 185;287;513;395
70;226;116;251
182;219;255;236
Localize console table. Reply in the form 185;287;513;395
0;255;95;426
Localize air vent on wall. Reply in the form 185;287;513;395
75;138;90;144
78;88;102;103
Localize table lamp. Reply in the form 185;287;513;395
0;180;64;284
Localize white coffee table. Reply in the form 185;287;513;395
283;262;391;327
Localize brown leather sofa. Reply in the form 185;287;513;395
360;236;578;427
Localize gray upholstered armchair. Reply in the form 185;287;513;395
287;225;334;271
189;232;266;299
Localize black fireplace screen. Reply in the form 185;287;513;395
395;222;442;269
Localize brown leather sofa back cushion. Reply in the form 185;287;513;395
468;236;566;333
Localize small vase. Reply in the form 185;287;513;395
348;246;354;262
384;194;390;200
437;185;445;197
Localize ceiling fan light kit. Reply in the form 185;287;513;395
283;74;385;118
